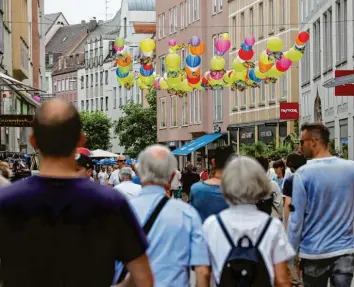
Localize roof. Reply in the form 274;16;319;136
45;23;89;55
44;13;61;35
128;0;155;11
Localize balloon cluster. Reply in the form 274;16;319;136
114;37;134;89
205;33;231;90
285;31;310;63
137;39;156;90
186;36;205;90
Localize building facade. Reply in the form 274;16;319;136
227;0;299;153
156;0;230;169
299;0;354;159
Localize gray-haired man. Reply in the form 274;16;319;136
114;167;141;199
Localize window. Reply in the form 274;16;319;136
86;100;89;111
259;2;264;38
49;54;53;65
250;8;254;37
181;2;185;29
66;79;70;91
105;70;109;85
119;86;122;106
169;9;173;34
124;17;127;38
81;76;84;89
212;35;217;56
85;75;89;88
158;14;162;38
261;82;266;102
195;91;201;123
100;97;104;111
190;92;195;123
113;87;117;109
61;80;65;91
160;98;167;128
174;6;177;32
171;96;178;127
241;13;245;40
162;13;166;37
159;55;166;75
69;79;73;91
232;16;237;47
188;0;192;23
251;88;256;105
233;92;238;108
70;55;74;66
182;96;188;125
95;98;98;111
219;0;222;11
335;0;347;63
270;83;275;101
281;75;287;99
301;29;311;84
124;88;127;104
105;97;108;111
269;0;274;32
313;19;321;77
81;100;84;111
76;54;80;65
280;0;285;26
242;91;246;107
90;74;93;87
54;82;57;92
196;0;200;20
213;0;217;14
100;71;103;85
213;89;223;122
95;72;98;86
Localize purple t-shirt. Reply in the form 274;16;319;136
0;176;148;287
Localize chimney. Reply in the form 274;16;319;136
88;19;97;32
81;20;86;24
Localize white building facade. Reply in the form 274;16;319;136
299;0;354;159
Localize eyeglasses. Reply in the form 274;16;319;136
118;160;126;163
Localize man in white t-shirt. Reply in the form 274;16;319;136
108;155;127;187
114;167;141;199
97;167;108;185
170;169;181;198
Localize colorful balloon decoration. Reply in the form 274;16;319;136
114;37;134;89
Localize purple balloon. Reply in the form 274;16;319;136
168;39;177;47
33;96;40;103
215;50;224;56
244;36;256;46
190;36;201;47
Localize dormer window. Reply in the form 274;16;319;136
62;37;67;43
49;54;53;65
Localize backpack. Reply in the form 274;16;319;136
216;214;273;287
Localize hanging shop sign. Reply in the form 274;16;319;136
335;70;354;96
0;115;34;127
280;102;299;120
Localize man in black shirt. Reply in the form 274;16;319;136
0;99;153;287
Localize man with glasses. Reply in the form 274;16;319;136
109;155;134;187
288;122;354;287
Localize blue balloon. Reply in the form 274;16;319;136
116;69;129;78
186;55;201;68
241;43;252;52
248;68;262;83
140;66;154;77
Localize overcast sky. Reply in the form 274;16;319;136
44;0;122;24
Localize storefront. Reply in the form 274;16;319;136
258;124;276;144
239;127;255;146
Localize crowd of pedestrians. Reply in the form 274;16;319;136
0;99;352;287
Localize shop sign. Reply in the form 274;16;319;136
280;102;299;120
241;132;253;139
335;70;354;96
260;131;273;138
168;141;177;147
0;115;34;127
265;123;277;127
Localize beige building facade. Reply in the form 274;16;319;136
227;0;299;152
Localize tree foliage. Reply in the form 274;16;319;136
80;111;112;150
114;88;157;158
240;141;293;160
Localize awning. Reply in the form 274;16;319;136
323;74;354;88
172;133;226;156
91;149;119;158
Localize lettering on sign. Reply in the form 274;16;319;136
260;131;273;137
281;109;298;113
280;102;299;120
241;132;253;139
0;115;34;127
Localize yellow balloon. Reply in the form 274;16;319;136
233;70;247;81
221;33;230;41
266;36;283;52
159;78;168;89
285;48;303;62
140;38;156;53
259;51;274;65
266;66;284;78
232;57;246;72
167;77;182;88
166;53;181;68
209;78;224;86
254;67;267;79
210;56;225;71
137;79;148;89
223;71;234;84
180;79;193;92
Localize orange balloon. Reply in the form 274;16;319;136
295;37;305;46
185;68;201;78
190;42;206;56
117;54;132;67
259;62;273;73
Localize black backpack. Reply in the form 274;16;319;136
216;214;273;287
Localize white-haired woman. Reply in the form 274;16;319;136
203;156;295;287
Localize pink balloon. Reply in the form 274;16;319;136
154;79;160;89
215;39;231;54
276;56;292;72
168;39;177;47
114;44;119;51
117;46;124;52
33;96;40;103
211;72;223;80
244;36;256;46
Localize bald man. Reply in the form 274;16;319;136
0;99;153;287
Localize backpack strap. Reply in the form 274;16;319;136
117;196;169;284
216;214;235;249
255;217;272;247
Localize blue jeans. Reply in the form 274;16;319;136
301;254;354;287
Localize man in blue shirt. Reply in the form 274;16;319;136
114;145;210;287
288;122;354;287
190;146;233;222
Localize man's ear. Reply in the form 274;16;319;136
77;132;86;147
211;158;216;168
29;132;38;150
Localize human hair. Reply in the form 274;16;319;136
186;163;193;172
301;122;330;146
32;103;82;157
119;167;134;181
255;156;269;172
192;166;197;172
273;159;285;176
214;146;234;170
222;156;271;205
286;152;307;171
137;145;177;186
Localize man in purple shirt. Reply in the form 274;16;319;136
0;99;153;287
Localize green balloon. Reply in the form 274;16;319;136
115;37;125;47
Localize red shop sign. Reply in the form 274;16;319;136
335;70;354;96
280;102;299;120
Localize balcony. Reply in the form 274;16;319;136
13;40;29;81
